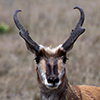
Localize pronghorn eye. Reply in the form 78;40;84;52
34;56;41;64
62;56;68;63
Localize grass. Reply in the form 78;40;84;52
0;0;100;99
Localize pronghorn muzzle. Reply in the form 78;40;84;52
46;60;59;85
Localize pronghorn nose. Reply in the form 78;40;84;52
47;77;59;84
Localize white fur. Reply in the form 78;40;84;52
41;72;61;89
39;44;64;54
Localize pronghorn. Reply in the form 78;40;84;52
13;7;100;100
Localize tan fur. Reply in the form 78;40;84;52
77;85;100;100
69;85;100;100
38;59;46;73
57;59;66;73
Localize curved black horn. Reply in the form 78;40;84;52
62;7;85;52
13;10;24;31
13;10;40;54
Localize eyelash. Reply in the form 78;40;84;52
34;56;41;64
62;56;68;63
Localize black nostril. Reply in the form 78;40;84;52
54;77;59;83
48;78;53;83
47;77;59;84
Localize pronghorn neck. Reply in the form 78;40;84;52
39;76;79;100
40;76;68;100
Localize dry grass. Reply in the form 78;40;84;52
0;0;100;99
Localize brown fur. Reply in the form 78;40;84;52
77;85;100;100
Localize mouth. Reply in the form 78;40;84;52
46;81;61;90
41;72;62;89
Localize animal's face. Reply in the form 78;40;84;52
35;46;67;89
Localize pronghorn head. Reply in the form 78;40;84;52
13;7;85;90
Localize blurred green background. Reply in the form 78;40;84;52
0;0;100;100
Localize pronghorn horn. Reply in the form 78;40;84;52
13;10;40;54
62;6;85;52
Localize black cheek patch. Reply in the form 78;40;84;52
46;62;51;76
53;61;58;75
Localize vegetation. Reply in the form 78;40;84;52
0;23;9;33
0;0;100;99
